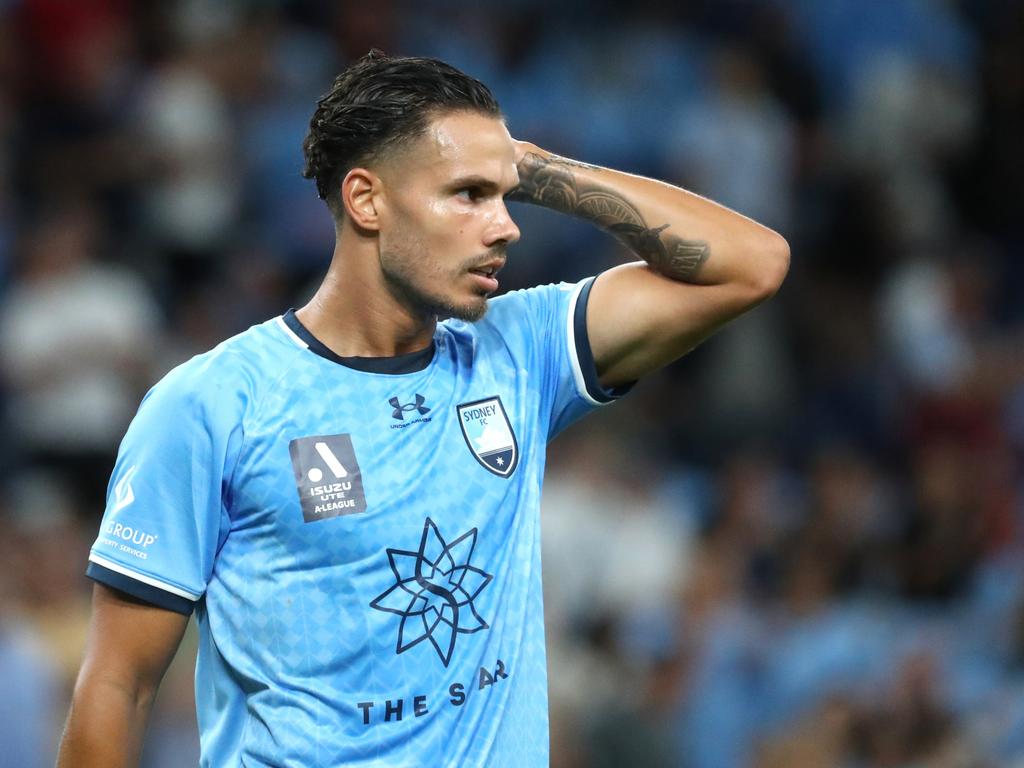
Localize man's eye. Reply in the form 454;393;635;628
457;188;480;201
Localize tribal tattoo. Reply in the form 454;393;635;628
506;152;710;281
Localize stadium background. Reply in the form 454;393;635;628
1;0;1023;765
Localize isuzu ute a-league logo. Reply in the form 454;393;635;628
289;434;366;522
370;518;492;667
457;396;518;477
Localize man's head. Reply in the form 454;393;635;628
303;51;521;322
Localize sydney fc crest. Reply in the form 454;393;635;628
457;396;518;477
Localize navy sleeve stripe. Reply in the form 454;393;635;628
571;277;635;404
86;562;196;616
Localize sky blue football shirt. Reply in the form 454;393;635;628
87;277;628;767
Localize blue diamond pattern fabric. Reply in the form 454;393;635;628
86;278;626;767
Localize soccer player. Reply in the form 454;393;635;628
57;51;788;767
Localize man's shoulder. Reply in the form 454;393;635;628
148;316;299;414
487;281;578;314
442;282;580;340
435;283;588;370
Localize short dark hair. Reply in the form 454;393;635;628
302;50;502;218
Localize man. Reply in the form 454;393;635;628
58;51;788;767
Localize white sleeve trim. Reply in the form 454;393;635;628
88;553;202;602
564;279;608;408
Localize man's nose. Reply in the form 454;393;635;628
485;202;520;246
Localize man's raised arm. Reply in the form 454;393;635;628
57;584;189;768
506;142;790;387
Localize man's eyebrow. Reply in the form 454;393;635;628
448;175;514;193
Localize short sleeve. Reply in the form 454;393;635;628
484;277;633;440
86;359;245;614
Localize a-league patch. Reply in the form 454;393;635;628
289;433;367;522
457;396;518;477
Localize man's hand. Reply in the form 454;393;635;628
510;138;536;168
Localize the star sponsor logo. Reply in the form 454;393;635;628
369;518;492;667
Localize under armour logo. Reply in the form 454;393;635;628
389;394;430;421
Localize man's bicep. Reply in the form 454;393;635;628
58;585;190;767
587;262;769;386
79;583;190;697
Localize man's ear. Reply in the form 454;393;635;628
341;168;382;230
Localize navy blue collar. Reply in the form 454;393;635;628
283;309;435;374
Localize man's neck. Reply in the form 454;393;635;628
295;244;437;359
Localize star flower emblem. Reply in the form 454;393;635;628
369;518;493;667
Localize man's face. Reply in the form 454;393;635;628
375;111;521;322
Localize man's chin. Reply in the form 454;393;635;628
442;297;489;323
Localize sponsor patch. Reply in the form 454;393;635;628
289;433;367;522
369;517;493;667
111;464;137;513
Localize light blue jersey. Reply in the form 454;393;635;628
87;278;627;767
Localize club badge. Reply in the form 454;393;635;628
456;396;518;478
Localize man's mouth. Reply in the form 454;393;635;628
468;258;505;279
467;259;504;292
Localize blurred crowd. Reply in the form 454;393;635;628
1;0;1022;766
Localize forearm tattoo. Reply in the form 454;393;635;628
506;152;710;281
